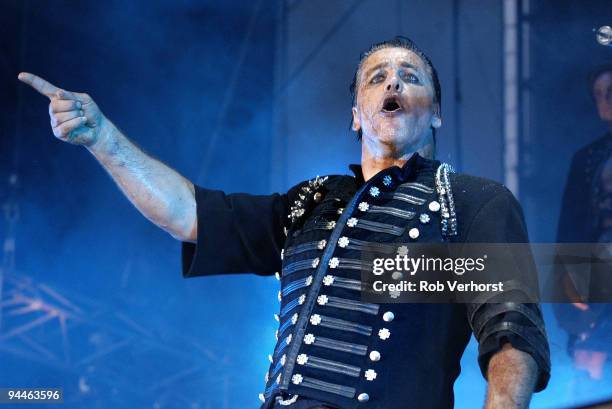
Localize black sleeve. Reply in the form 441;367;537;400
181;185;290;278
556;150;590;243
462;188;551;392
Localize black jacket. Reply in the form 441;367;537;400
182;153;550;409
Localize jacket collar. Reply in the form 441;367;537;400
348;153;439;187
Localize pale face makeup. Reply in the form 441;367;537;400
352;47;440;157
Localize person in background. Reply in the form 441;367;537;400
555;64;612;381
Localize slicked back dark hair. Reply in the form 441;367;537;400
349;36;442;141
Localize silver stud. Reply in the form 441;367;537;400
389;290;401;299
310;314;322;325
275;271;281;280
409;227;420;239
268;354;273;363
378;328;391;340
364;369;377;381
338;236;350;248
280;249;284;260
317;295;329;305
317;239;327;249
326;221;336;229
280;354;286;365
278;291;282;301
265;372;269;382
369;350;381;362
369;186;380;197
312;258;320;268
286;334;292;344
323;275;334;286
291;374;303;385
419;213;430;224
347;217;358;227
274;314;280;322
383;311;395;322
397;245;408;256
298;294;306;305
357;393;370;402
259;393;265;402
276;374;282;384
428;201;441;212
291;313;298;324
275;330;278;340
383;175;393;186
304;333;316;344
358;201;370;212
297;354;308;365
329;257;340;268
305;275;313;285
391;271;403;280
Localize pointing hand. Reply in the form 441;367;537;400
18;72;105;146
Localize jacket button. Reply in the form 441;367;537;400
364;369;377;381
378;328;391;340
408;228;420;239
429;201;441;212
358;201;370;211
357;393;370;402
314;192;323;202
338;236;350;248
383;311;395;322
369;350;381;361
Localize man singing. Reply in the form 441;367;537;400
18;37;550;409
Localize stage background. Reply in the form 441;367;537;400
1;0;611;408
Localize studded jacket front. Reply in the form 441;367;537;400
182;153;551;409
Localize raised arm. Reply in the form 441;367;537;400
18;72;197;242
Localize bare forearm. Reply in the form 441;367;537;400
484;343;538;409
87;117;196;241
16;73;197;241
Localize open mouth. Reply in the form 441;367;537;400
381;96;402;113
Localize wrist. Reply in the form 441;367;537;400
86;115;115;154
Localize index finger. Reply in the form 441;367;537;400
18;72;61;99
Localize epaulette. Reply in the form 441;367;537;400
435;163;458;237
288;175;329;224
